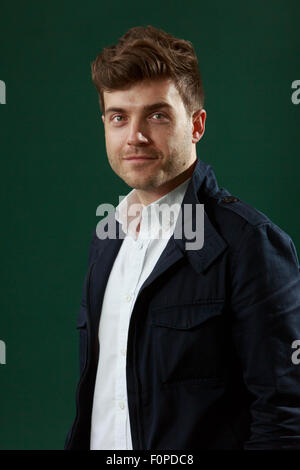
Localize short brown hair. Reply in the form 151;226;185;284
91;25;204;116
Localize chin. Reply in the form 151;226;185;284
123;174;157;190
127;181;151;190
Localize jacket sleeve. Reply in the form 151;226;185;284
79;229;98;309
230;221;300;449
64;230;99;449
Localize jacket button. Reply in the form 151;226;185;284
221;196;239;203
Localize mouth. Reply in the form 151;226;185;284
123;155;157;161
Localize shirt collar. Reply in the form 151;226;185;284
115;177;191;240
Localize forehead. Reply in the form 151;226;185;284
103;78;183;111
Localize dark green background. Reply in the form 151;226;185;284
0;0;299;450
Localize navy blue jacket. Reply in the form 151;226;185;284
65;158;300;450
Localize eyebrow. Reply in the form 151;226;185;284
104;102;173;116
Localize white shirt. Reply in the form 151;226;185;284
90;177;191;450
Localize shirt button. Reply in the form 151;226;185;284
121;348;126;356
125;294;132;302
119;402;125;410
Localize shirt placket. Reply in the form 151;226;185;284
114;235;149;449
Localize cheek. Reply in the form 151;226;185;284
105;132;121;155
154;128;173;151
108;129;129;152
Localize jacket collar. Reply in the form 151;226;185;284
172;158;228;273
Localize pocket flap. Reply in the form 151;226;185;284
150;301;224;329
76;304;87;328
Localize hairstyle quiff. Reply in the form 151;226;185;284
91;25;204;116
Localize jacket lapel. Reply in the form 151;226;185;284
88;213;125;333
138;161;228;294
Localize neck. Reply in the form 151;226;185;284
135;158;197;206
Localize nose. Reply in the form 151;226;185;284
127;119;150;146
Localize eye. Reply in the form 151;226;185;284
151;113;166;120
111;115;126;123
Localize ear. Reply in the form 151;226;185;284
101;114;105;124
192;109;206;144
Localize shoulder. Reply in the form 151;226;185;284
201;187;294;253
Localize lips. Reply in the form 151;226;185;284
123;155;157;160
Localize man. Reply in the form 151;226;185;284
65;25;300;450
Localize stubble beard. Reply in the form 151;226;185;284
108;124;193;190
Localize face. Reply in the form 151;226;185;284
101;78;206;197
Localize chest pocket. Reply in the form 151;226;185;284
150;301;225;385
